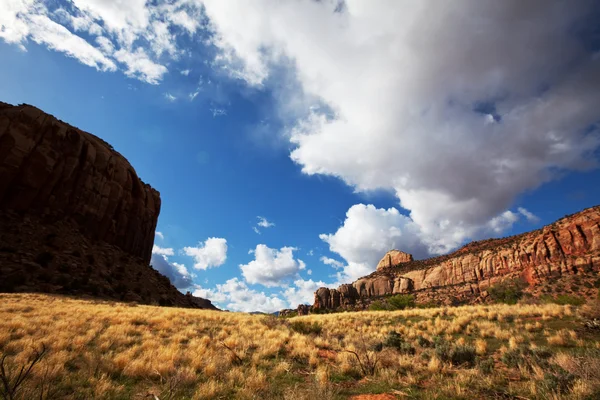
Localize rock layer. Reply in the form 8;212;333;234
313;206;600;310
0;102;215;309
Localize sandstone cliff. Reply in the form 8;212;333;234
0;102;215;309
313;206;600;311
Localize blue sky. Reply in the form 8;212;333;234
1;1;599;312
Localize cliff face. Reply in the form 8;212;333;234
313;206;600;310
0;102;215;309
0;102;159;264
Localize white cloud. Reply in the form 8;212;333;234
320;256;343;269
518;207;540;223
155;231;164;240
164;92;177;102
150;254;193;289
257;216;275;228
0;0;201;84
320;204;428;283
200;0;600;254
152;244;174;256
183;237;228;270
253;216;275;234
240;244;305;287
307;269;312;275
282;279;325;307
193;278;287;313
180;69;190;76
114;47;168;85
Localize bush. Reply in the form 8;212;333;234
382;331;415;354
433;339;476;366
502;348;524;368
450;345;476;367
369;301;387;311
488;278;528;304
387;294;415;310
290;321;322;336
477;358;494;374
554;294;585;306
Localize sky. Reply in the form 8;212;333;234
1;0;599;313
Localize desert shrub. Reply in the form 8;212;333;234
502;348;525;368
539;369;575;395
35;251;54;268
416;335;432;348
387;294;415;310
381;331;415;354
477;358;494;374
384;331;403;348
290;321;322;336
554;294;585;306
488;278;527;305
450;345;476;367
368;301;387;311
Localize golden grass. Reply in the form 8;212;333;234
0;293;599;399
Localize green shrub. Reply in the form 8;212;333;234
382;331;414;354
477;358;494;374
488;278;528;304
450;345;476;367
383;331;403;348
369;301;387;311
502;348;524;368
416;335;432;348
387;294;415;310
289;321;322;335
554;294;585;306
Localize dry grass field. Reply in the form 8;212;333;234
1;293;599;399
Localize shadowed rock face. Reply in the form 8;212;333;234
0;102;159;264
312;205;600;311
0;102;215;309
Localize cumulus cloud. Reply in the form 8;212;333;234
240;244;305;287
193;278;287;313
319;204;428;282
152;244;174;256
282;278;325;307
155;231;164;240
201;0;600;254
183;237;228;270
150;246;193;289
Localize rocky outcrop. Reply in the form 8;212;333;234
312;205;600;311
376;250;413;270
0;102;159;264
0;102;216;309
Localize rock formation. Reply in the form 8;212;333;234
376;250;413;270
312;205;600;311
0;102;216;309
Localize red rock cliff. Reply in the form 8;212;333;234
0;102;159;264
0;102;215;309
313;206;600;310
